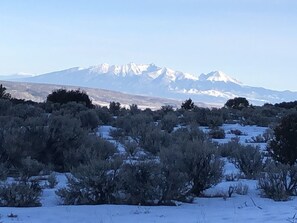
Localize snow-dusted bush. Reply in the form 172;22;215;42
47;173;58;189
0;180;42;207
258;162;297;201
230;143;263;179
234;182;249;195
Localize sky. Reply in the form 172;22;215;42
0;0;296;91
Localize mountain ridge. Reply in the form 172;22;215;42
2;63;297;106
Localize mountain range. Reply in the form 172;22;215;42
2;63;297;106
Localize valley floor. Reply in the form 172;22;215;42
1;124;296;223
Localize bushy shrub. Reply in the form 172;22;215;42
230;143;263;179
19;157;45;180
56;158;122;205
160;113;179;133
234;182;249;195
209;128;225;139
0;163;8;181
219;141;239;158
172;126;207;143
95;106;112;125
247;134;266;143
123;140;138;156
179;140;224;195
258;162;297;201
230;129;243;136
140;126;170;155
47;173;58;189
119;161;163;205
0;181;42;207
159;146;192;204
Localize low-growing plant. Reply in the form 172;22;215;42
230;143;263;179
209;128;225;139
19;157;45;180
234;182;249;195
0;163;8;181
0;180;42;207
230;129;243;136
258;162;297;201
247;134;266;143
47;173;58;189
180;140;224;196
56;157;122;205
119;161;163;205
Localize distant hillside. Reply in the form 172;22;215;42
1;80;210;110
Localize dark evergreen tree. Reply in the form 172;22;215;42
0;84;11;99
268;113;297;165
46;89;93;108
181;98;194;110
225;97;249;110
109;101;121;116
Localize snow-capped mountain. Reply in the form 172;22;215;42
5;63;297;106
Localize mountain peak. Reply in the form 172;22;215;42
199;71;242;85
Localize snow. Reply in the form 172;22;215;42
200;71;242;85
1;124;296;223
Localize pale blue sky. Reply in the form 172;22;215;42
0;0;296;91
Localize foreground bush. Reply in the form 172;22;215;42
0;181;42;207
182;140;224;195
258;162;297;201
56;158;122;205
119;161;163;205
229;143;263;179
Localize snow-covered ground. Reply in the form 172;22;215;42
1;124;296;223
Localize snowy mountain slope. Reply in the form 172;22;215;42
6;63;297;105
